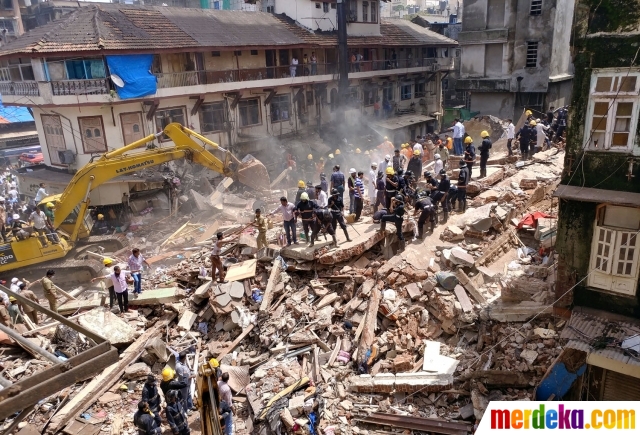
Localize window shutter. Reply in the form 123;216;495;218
592;227;615;274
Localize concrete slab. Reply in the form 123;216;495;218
177;310;197;331
229;281;245;299
129;287;185;306
58;295;102;315
78;308;136;345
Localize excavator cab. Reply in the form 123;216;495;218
197;359;224;435
39;195;93;241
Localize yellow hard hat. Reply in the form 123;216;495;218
355;148;361;153
328;153;334;159
481;130;489;138
307;154;313;160
298;180;306;188
209;358;220;368
385;167;394;175
413;149;421;155
335;149;341;155
529;120;537;127
97;214;104;220
525;110;533;116
464;136;473;144
161;367;175;382
103;258;114;266
9;296;16;302
401;143;407;148
46;202;54;208
320;157;325;161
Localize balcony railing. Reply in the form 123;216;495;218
0;81;40;96
51;78;110;96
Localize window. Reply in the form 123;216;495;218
1;0;12;10
212;51;221;57
382;83;394;102
239;98;261;127
316;2;321;8
423;47;437;59
121;112;145;145
270;95;290;123
155;107;187;141
151;55;162;74
363;2;368;22
200;102;226;133
371;2;377;23
415;81;426;98
213;0;221;9
0;19;14;34
250;50;258;56
78;116;107;153
587;71;640;151
45;58;106;80
0;58;34;82
589;205;640;296
526;41;538;68
530;0;542;16
363;85;376;106
41;115;66;165
401;83;412;100
348;0;358;21
323;2;329;12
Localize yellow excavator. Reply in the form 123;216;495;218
196;359;224;435
0;123;270;277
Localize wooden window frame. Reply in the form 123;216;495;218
154;106;188;142
78;115;108;154
199;101;226;134
120;111;145;145
238;98;262;128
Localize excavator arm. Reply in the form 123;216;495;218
51;123;269;230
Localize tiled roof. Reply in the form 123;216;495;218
0;4;456;57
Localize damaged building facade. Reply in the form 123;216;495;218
0;3;456;173
456;0;575;119
553;0;640;401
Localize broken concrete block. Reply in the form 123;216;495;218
446;225;465;241
520;349;538;365
316;293;339;309
177;310;197;331
405;283;421;300
519;178;538;190
124;362;151;380
145;337;168;362
78;308;136;345
450;248;474;267
392;354;413;372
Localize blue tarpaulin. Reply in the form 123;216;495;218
0;103;33;123
105;55;157;99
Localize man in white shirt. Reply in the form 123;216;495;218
451;119;465;156
314;185;328;208
29;208;49;246
434;154;444;175
290;57;298;78
91;265;131;314
9;278;19;294
379;155;391;181
34;183;47;203
368;163;378;205
270;197;298;246
505;119;515;156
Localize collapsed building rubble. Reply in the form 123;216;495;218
0;138;578;435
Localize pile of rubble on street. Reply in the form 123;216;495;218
0;128;567;435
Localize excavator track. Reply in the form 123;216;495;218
13;256;103;288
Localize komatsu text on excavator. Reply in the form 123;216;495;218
0;123;270;277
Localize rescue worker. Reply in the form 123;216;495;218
456;160;470;213
328;189;351;242
93;213;109;234
315;185;328;208
516;120;537;160
330;165;345;201
402;170;416;205
463;136;476;178
176;351;195;413
271;197;297;246
525;109;533;123
478;130;492;178
424;171;438;191
165;390;190;435
553;106;568;142
316;157;325;181
368;163;378;207
41;269;58;313
160;367;188;401
0;197;8;242
43;202;60;244
528;120;539;157
252;209;268;250
438;142;449;169
347;168;357;214
302;154;315;182
320;172;328;193
432;169;451;224
547;106;555;126
407;150;422;178
141;374;162;427
311;207;337;247
401;143;413;164
305;181;316;200
377;136;394;157
210;232;232;283
133;401;162;435
374;171;386;213
434;153;443;175
392;149;403;173
294;180;306;204
101;257;117;310
379;195;405;242
18;282;39;325
379;155;391;180
294;192;317;244
334;149;343;169
414;192;436;238
384;167;398;209
7;296;23;324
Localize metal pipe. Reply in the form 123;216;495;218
0;323;59;364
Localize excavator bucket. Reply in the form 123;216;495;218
236;154;271;192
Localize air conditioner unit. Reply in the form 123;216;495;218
58;150;76;164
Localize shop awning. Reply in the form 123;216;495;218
554;184;640;207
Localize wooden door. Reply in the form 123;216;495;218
120;112;145;145
41;114;67;165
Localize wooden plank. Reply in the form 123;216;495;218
58;295;102;315
259;258;283;312
453;285;473;312
22;312;90;337
47;313;176;433
216;324;255;360
225;259;257;282
316;293;339;309
327;337;342;367
258;377;310;420
357;279;381;362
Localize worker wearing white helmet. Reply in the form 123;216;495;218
434;153;444;176
10;278;19;294
368;162;378;205
379;155;391;181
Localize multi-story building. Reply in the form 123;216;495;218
456;0;575;119
551;0;640;400
0;3;456;174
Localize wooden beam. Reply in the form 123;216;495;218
47;312;176;433
357;279;381;363
259;258;283;313
216;324;255;360
257;377;309;420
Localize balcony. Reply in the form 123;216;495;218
50;79;110;96
0;81;40;96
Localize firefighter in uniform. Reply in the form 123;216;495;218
456;159;470;213
478;130;492;179
379;195;406;242
432;169;451;224
133;401;162;435
165;390;190;435
141;374;162;427
328;188;351;242
311;207;337;247
414;192;436;239
384;167;398;209
294;192;317;245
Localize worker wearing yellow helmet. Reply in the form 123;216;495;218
295;180;307;204
42;202;60;244
335;149;341;155
478;131;493;179
515;116;538;160
384;166;398;209
355;148;361;154
159;367;187;407
462;135;476;178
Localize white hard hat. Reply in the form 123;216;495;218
349;168;356;173
371;162;378;167
385;154;391;160
11;278;18;283
435;154;441;159
16;281;22;287
12;214;19;220
0;197;5;202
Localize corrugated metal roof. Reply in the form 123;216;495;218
561;311;640;367
0;4;457;57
